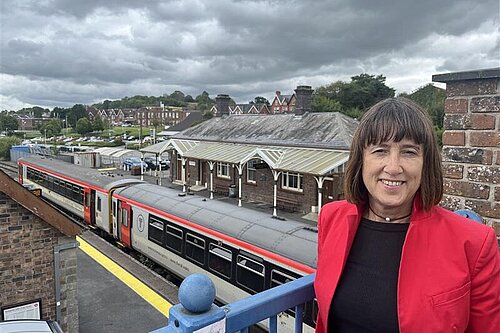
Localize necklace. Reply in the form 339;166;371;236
369;206;412;223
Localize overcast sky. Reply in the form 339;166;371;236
1;0;498;111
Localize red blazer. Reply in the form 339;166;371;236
314;199;500;333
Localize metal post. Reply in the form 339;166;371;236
141;152;145;181
208;162;215;199
272;170;281;217
237;165;243;207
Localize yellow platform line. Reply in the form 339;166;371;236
77;236;171;318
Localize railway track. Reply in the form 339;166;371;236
0;160;18;177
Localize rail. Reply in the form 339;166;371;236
151;209;483;333
151;273;315;333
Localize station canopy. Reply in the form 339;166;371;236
141;139;349;176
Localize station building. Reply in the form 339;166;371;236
142;86;359;216
0;169;81;332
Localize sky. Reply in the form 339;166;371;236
0;0;499;111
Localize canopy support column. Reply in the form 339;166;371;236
181;157;187;192
272;170;281;217
236;164;243;207
314;176;325;214
208;161;215;199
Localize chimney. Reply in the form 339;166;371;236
215;94;231;117
276;90;281;96
294;85;313;115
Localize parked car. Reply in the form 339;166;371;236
122;157;147;169
0;320;63;333
144;157;170;170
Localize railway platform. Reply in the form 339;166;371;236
77;231;177;333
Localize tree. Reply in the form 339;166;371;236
195;91;215;111
184;95;195;103
312;73;395;116
92;115;105;132
169;90;185;101
67;104;87;128
0;113;19;133
252;96;270;106
403;84;445;128
311;95;342;113
0;136;21;159
76;118;93;135
39;119;62;137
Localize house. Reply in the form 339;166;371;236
270;90;297;114
0;169;82;332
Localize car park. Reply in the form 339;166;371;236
143;157;170;170
122;157;147;169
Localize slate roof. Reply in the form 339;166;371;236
172;112;358;150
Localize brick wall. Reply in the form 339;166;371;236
0;193;79;332
433;68;500;236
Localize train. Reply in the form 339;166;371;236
17;155;318;332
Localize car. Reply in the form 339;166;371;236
0;320;63;333
143;157;170;170
122;157;147;169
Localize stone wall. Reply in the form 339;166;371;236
0;193;79;332
433;68;500;236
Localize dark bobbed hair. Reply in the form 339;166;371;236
343;97;443;211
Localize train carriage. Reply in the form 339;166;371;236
18;156;318;332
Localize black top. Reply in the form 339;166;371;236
328;218;409;333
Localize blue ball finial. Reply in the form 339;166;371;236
455;209;483;223
178;274;216;313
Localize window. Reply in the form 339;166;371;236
246;160;258;183
166;225;183;253
270;270;295;288
185;233;205;265
281;172;303;192
217;162;230;178
112;201;116;217
236;254;265;293
209;244;232;278
121;208;128;227
84;192;91;207
97;197;101;212
148;216;164;245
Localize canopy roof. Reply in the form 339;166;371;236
143;139;349;176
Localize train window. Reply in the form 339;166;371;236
208;244;232;278
166;225;183;253
121;208;128;227
185;233;205;265
112;202;116;217
270;270;295;288
97;197;101;212
148;216;164;245
84;192;90;207
312;299;318;325
236;254;265;293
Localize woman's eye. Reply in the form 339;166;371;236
402;150;418;156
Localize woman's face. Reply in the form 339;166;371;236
362;139;423;215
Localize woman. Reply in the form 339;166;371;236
314;97;499;332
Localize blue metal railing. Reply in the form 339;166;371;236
151;209;484;333
151;273;315;333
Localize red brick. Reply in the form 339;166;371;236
491;221;500;238
469;132;500;147
442;147;493;165
470;96;500;113
444;98;468;113
495;186;500;202
442;131;465;146
468;114;497;130
467;166;500;184
446;79;498;97
444;180;489;199
465;199;500;219
442;163;464;179
439;195;463;211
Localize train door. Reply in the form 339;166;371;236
119;201;132;248
18;163;23;184
83;188;96;226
